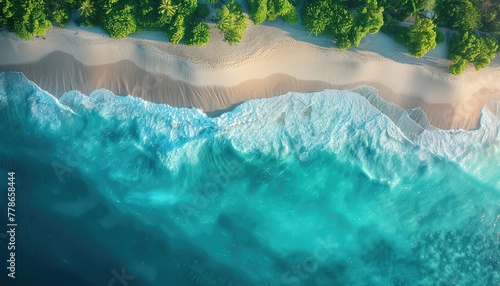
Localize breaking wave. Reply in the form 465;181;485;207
0;72;499;285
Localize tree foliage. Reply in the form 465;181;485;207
249;0;268;24
480;3;500;33
351;0;384;46
79;0;95;18
1;0;497;75
268;0;297;23
406;18;437;57
186;21;210;46
435;0;481;31
282;8;298;24
1;0;53;40
248;0;298;25
302;0;335;36
167;14;185;44
449;58;468;75
47;0;76;28
78;0;96;27
324;4;355;37
358;0;385;34
0;0;14;28
102;4;137;39
434;26;444;43
157;0;208;44
159;0;177;22
0;0;213;45
448;31;498;74
193;3;210;21
217;1;247;45
379;0;425;20
302;0;384;49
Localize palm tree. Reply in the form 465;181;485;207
159;0;177;19
216;5;232;30
79;0;95;19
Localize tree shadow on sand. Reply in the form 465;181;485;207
261;18;455;70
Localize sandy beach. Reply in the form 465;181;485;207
1;19;499;130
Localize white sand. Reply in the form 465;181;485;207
0;19;499;129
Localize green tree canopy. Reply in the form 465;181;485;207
248;0;298;25
302;0;383;49
406;18;437;57
378;0;424;20
449;57;468;75
133;0;162;29
159;0;178;23
435;0;481;31
176;0;197;17
157;0;210;44
325;4;355;37
358;0;385;34
249;0;268;24
217;1;247;45
0;0;15;28
302;0;336;36
103;4;137;39
186;21;210;46
8;0;53;40
480;3;500;33
47;0;76;28
350;0;384;46
448;31;498;74
167;14;185;44
78;0;97;27
79;0;95;19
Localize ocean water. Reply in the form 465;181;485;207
0;72;499;286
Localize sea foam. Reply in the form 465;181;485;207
0;72;499;285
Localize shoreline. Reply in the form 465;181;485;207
1;20;499;130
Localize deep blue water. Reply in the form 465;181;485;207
0;72;499;285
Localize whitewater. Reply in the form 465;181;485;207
0;72;499;285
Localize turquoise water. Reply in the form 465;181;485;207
0;72;499;285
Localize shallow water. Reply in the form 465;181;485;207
0;72;499;285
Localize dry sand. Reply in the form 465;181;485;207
0;19;499;130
